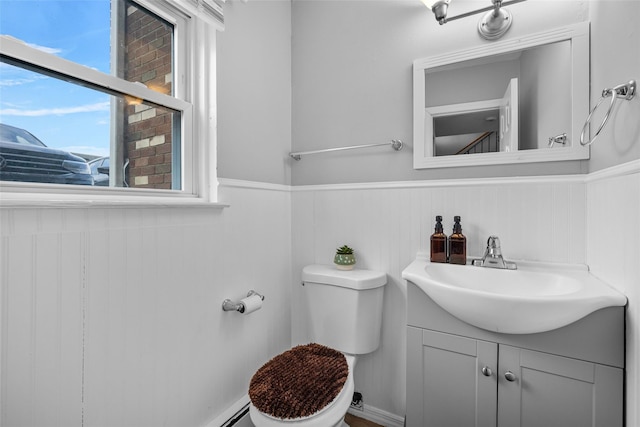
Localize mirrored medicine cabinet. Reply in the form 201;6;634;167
413;22;590;169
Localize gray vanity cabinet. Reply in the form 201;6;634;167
407;327;497;427
406;282;625;427
497;345;623;427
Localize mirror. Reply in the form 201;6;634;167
413;22;590;169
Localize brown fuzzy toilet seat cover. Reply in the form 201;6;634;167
249;343;349;419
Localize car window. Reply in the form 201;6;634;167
90;159;103;174
0;124;46;147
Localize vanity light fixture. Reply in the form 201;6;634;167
422;0;527;40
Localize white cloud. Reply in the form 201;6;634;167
0;77;38;87
0;63;48;87
0;101;110;116
25;42;62;55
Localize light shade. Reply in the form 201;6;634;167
422;0;452;24
421;0;451;9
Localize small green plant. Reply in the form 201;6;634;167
334;245;356;270
336;245;354;255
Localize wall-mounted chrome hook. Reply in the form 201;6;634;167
607;80;636;100
548;133;567;148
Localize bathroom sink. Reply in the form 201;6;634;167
402;255;627;334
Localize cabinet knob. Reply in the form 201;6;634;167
504;371;517;382
481;366;492;377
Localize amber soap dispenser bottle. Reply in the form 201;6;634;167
430;215;447;263
449;216;467;265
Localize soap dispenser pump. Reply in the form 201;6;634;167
448;216;467;265
430;215;447;263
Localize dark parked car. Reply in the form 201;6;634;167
88;156;110;186
88;156;129;187
0;123;93;186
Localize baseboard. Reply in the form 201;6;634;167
204;395;251;427
348;404;404;427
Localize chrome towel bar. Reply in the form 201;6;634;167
580;79;636;146
289;139;403;161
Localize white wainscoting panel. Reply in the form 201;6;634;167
292;177;587;418
1;184;292;427
3;169;638;426
1;232;84;427
586;165;640;427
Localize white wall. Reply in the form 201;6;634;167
217;0;292;185
520;42;572;150
424;58;521;107
588;1;640;173
0;184;292;427
291;0;590;185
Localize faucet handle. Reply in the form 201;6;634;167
487;236;501;249
474;235;517;270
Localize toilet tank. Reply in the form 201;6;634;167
302;265;387;355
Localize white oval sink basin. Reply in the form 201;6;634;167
402;255;627;334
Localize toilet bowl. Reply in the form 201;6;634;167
249;353;356;427
248;265;387;427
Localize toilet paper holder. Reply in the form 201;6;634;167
222;290;265;313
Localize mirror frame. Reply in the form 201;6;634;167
413;22;590;169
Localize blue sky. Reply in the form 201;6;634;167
0;0;112;157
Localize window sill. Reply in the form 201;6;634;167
0;183;229;209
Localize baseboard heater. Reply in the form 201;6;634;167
220;402;250;427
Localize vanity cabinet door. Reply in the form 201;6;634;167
407;327;497;427
498;345;623;427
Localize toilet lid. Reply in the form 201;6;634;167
249;343;349;420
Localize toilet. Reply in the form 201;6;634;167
248;264;387;427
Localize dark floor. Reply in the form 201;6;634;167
345;413;384;427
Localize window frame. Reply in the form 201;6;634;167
0;0;223;207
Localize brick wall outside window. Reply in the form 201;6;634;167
123;4;174;189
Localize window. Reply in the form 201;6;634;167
0;0;222;202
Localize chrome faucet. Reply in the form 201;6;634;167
472;236;517;270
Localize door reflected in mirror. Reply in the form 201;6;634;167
431;78;518;156
433;109;500;156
